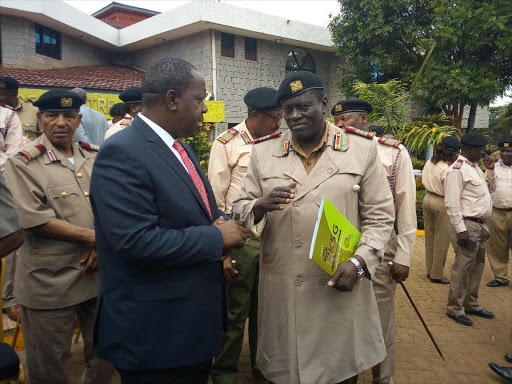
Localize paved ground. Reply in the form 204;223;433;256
9;236;512;383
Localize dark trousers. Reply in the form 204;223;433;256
117;359;212;384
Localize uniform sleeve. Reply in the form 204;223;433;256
355;142;395;275
0;112;22;170
485;168;496;193
208;140;232;212
440;164;450;193
444;168;466;233
392;149;417;267
231;148;267;235
0;173;22;238
4;156;57;229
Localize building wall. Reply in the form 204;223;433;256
0;14;109;69
130;31;213;90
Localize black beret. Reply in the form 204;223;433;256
244;87;280;110
109;102;125;117
119;86;143;104
33;89;82;112
0;76;19;92
369;126;384;137
498;135;512;149
276;71;324;104
441;136;462;150
331;99;373;116
460;132;488;147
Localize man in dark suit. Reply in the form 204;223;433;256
90;57;247;384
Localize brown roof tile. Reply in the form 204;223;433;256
0;65;144;91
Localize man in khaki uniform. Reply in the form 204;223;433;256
332;99;417;384
232;71;395;384
444;132;495;326
485;135;512;287
0;76;39;140
0;172;24;258
4;89;114;384
209;87;282;384
104;86;143;140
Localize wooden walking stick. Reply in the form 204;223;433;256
387;261;445;360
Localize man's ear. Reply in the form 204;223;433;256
361;113;369;125
165;89;178;111
321;95;329;114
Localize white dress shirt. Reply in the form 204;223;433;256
138;113;188;174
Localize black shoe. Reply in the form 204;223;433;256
447;314;473;326
489;363;512;382
487;279;508;287
430;277;450;284
466;308;495;319
505;353;512;363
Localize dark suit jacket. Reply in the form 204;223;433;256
90;115;226;370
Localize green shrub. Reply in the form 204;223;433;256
182;122;213;174
416;189;427;230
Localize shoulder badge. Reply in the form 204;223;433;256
216;128;239;145
282;139;290;156
19;144;47;161
254;131;281;144
240;130;252;144
333;131;343;151
378;137;402;148
79;142;100;151
453;159;463;170
343;125;375;140
120;118;132;126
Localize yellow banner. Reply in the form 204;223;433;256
17;88;225;122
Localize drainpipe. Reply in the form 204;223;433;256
211;29;218;138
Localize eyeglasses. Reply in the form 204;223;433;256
259;111;283;123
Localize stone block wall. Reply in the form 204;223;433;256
0;15;109;69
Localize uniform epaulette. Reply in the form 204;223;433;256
216;128;239;144
0;102;15;111
452;159;463;170
79;142;100;151
378;137;402;148
19;144;46;161
254;131;281;144
343;125;375;139
119;118;132;126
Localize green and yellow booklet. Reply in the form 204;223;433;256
309;198;362;276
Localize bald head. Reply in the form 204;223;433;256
71;88;87;104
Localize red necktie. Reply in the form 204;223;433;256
173;140;212;219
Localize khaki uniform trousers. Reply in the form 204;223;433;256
21;297;114;384
372;233;398;384
447;219;490;316
423;193;451;279
487;207;512;285
1;251;17;308
211;236;264;384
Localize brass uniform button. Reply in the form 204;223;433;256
77;172;83;178
61;192;67;197
84;191;90;197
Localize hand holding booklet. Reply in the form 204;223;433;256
309;197;361;276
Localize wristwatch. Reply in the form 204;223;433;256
348;257;365;281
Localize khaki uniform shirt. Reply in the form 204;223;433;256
375;138;417;266
444;155;492;233
422;159;450;196
104;114;133;140
0;172;22;239
15;99;39;140
4;134;99;309
232;122;394;384
0;105;23;172
486;160;512;209
208;121;254;214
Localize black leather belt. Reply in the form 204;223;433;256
464;217;486;224
494;207;512;212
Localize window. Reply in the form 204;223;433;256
221;33;234;58
35;24;61;60
285;47;315;74
245;37;257;61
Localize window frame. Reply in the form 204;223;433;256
244;37;257;61
221;32;235;58
35;23;61;60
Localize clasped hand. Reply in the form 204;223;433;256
212;217;247;253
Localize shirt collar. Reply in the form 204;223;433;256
290;121;329;158
138;113;177;149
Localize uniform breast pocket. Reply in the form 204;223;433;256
238;155;251;173
46;183;82;218
467;178;484;197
